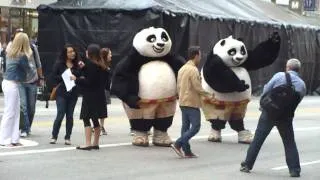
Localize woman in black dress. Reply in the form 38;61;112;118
71;44;108;150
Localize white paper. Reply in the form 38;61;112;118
61;68;76;92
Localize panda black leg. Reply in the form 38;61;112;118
208;119;226;142
228;119;245;132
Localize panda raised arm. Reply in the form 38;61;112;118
241;32;281;71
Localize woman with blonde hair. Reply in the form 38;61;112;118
0;32;31;146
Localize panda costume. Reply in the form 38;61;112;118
111;27;184;147
201;32;281;144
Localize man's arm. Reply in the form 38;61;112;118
31;44;44;79
190;68;210;97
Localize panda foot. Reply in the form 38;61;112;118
238;130;253;144
208;129;222;143
132;132;149;147
152;130;172;147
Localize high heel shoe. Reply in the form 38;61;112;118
76;146;91;150
91;145;99;150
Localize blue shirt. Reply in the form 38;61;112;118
4;55;31;82
262;70;306;98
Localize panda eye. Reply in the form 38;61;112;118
161;32;169;42
228;48;237;56
147;35;156;43
240;46;246;55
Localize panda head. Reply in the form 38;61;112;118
213;36;248;67
133;27;172;58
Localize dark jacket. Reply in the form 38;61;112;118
76;59;108;119
51;61;81;99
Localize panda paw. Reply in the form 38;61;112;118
270;32;280;43
126;96;141;109
237;80;250;92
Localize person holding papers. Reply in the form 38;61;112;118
49;44;82;145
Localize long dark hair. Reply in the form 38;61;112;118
87;44;107;70
59;44;80;66
100;47;111;68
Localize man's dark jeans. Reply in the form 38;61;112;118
19;83;37;133
244;110;301;173
52;95;78;140
175;106;201;154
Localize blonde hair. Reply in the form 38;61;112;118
7;32;32;59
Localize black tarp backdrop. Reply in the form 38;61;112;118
37;0;320;95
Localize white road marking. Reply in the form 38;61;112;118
0;139;38;149
0;133;238;156
272;160;320;170
0;127;319;157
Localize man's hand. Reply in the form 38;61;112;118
70;74;77;80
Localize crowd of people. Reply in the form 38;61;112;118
0;29;306;178
0;29;113;150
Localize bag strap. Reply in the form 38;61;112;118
285;72;293;86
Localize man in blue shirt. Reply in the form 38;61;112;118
240;58;306;178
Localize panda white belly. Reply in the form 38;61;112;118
202;67;251;101
138;61;176;99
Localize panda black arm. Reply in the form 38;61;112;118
203;53;249;92
111;53;141;109
165;54;185;76
242;32;281;71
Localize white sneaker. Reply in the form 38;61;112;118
20;132;27;138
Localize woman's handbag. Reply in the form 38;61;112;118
49;84;60;100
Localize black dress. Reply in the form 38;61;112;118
76;59;108;120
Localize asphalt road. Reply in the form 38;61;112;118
0;96;319;180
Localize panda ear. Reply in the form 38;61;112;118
237;38;244;42
220;40;226;46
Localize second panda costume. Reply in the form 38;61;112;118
111;27;184;147
201;32;281;144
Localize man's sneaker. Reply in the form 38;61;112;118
184;152;198;158
50;138;57;144
170;144;184;157
20;132;27;138
240;161;251;173
290;171;300;177
65;139;71;145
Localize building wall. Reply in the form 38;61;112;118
0;0;56;47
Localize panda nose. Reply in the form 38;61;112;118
157;43;165;47
236;57;243;61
